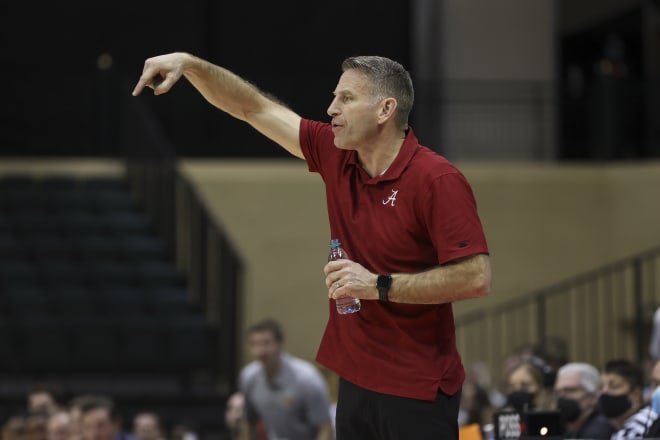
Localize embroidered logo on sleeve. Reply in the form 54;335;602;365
382;189;398;207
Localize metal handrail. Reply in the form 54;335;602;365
119;81;243;392
456;245;660;384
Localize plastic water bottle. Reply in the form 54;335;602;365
328;238;361;315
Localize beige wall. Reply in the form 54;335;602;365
180;159;660;369
4;158;659;378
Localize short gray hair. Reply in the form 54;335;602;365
341;55;414;130
557;362;600;394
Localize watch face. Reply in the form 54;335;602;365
377;275;392;289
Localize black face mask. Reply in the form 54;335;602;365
598;393;632;418
507;390;535;413
557;397;582;423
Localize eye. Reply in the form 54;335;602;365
341;95;352;103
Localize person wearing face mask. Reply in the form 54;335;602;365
553;362;614;439
599;359;659;439
504;357;555;414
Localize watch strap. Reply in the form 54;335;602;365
377;274;392;302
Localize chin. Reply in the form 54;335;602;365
333;139;354;151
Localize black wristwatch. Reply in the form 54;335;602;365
377;274;392;302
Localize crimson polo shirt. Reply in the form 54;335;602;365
299;118;489;401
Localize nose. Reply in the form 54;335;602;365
327;97;339;117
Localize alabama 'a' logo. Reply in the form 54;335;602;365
382;189;398;207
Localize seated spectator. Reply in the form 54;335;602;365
553;362;613;439
79;395;135;440
132;412;165;440
600;358;658;439
46;410;75;440
224;392;244;440
504;356;555;413
68;394;98;440
459;379;494;429
28;382;64;417
2;413;47;440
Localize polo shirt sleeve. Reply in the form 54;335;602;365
300;370;333;426
299;118;336;175
423;171;489;265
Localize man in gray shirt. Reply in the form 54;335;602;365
239;318;334;440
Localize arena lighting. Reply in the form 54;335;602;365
97;52;113;70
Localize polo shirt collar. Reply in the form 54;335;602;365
347;127;419;184
266;352;291;389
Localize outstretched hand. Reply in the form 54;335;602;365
132;52;188;96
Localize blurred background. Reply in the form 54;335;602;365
1;0;660;439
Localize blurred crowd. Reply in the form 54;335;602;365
1;387;197;440
457;337;660;439
5;311;660;440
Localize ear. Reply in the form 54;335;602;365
377;97;398;124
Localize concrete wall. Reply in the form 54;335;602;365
179;159;660;367
412;0;558;161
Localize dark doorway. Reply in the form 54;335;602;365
559;7;644;160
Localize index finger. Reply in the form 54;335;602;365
132;73;153;96
132;66;163;96
323;259;347;276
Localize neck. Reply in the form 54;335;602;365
264;356;282;379
358;133;405;178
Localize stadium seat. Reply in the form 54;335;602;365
72;234;123;261
0;260;39;284
147;285;192;315
38;258;86;287
49;284;98;317
18;316;72;370
101;212;152;235
26;234;75;260
116;316;168;369
70;316;119;369
167;314;215;368
100;285;148;314
134;260;183;288
119;235;168;261
4;283;50;317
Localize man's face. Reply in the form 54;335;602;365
29;392;57;415
600;372;631;397
81;408;118;440
47;412;74;440
554;370;596;415
248;330;282;369
327;69;383;150
134;414;161;440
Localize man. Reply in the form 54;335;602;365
133;51;491;439
132;412;165;440
46;410;75;440
80;395;135;440
600;359;658;439
239;319;333;440
28;382;63;417
553;362;613;439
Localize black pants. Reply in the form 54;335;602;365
335;378;461;440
